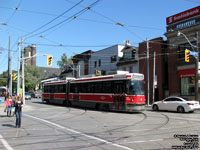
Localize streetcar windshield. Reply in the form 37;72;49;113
128;80;144;95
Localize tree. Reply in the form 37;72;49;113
0;70;8;87
0;70;17;93
24;66;40;92
57;53;72;70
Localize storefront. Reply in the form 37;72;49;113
178;68;196;96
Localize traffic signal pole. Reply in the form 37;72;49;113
195;32;199;102
178;31;199;102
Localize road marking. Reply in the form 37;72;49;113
119;139;163;144
0;134;14;150
24;114;134;150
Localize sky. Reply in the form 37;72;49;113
0;0;199;74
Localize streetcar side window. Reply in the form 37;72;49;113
102;81;112;93
88;82;95;93
94;82;102;93
50;85;55;93
113;80;127;94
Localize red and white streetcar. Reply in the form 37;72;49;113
42;79;72;105
42;73;145;112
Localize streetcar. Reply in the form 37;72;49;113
42;78;72;105
42;73;145;112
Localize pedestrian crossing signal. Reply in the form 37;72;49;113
47;55;53;66
185;49;190;62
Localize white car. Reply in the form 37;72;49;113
25;92;31;100
152;96;200;113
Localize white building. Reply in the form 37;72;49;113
89;45;124;75
116;45;139;73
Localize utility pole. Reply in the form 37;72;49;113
146;38;150;106
8;35;12;95
17;39;21;96
152;51;156;103
21;38;25;104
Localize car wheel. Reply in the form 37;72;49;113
177;106;185;113
152;104;159;111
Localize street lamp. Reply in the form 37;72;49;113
18;51;47;105
177;31;199;102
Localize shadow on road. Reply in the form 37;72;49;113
2;124;15;128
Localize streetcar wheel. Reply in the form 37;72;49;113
177;106;185;113
152;104;159;111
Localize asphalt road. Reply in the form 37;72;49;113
0;98;200;150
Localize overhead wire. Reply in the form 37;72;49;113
24;0;101;39
23;0;85;38
6;0;22;24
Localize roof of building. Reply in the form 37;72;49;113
39;67;62;79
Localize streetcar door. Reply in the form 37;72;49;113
50;85;54;103
112;81;126;111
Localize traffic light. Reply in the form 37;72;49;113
12;73;17;81
185;49;190;62
47;55;53;66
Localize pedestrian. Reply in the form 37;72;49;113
5;95;13;117
11;95;17;116
15;96;23;128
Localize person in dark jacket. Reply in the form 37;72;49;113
15;96;23;128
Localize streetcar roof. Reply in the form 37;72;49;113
43;80;66;85
71;73;144;83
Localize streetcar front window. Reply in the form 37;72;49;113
128;80;144;95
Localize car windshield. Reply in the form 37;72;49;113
128;80;144;95
25;93;30;95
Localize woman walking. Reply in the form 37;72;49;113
15;96;23;128
5;95;13;117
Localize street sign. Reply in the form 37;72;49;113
189;51;199;56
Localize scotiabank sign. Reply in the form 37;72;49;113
167;6;200;25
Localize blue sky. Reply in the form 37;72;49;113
0;0;199;74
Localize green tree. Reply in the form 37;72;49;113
0;70;17;93
57;53;72;70
24;66;40;92
0;70;8;87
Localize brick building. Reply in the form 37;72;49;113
24;44;36;66
139;37;168;103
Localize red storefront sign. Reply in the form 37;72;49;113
167;6;200;25
178;68;195;78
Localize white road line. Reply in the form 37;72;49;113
119;139;163;144
0;134;14;150
24;114;134;150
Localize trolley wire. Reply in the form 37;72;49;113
23;0;85;38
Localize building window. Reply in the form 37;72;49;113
111;55;117;63
129;66;133;73
94;61;97;68
99;59;101;67
180;77;195;96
